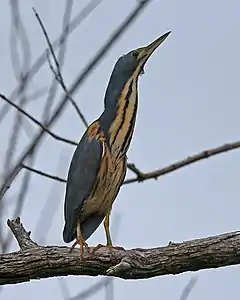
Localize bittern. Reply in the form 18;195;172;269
63;31;171;258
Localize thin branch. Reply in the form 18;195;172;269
58;278;71;300
0;93;142;177
0;0;104;125
33;6;88;127
21;163;66;183
4;0;32;175
127;163;144;177
46;50;88;127
9;0;31;80
0;0;152;201
105;277;114;300
20;140;240;187
26;87;48;102
124;141;240;184
1;218;240;285
39;0;74;122
180;277;197;300
12;87;48;138
4;87;238;187
0;93;78;146
0;165;22;201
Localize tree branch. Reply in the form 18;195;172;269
6;217;38;249
20;140;240;186
33;7;88;127
0;93;78;146
0;0;103;125
180;277;197;300
1;218;240;286
125;141;240;184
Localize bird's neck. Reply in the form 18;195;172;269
100;75;139;159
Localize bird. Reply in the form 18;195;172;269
63;31;171;258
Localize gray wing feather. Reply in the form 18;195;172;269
63;130;102;243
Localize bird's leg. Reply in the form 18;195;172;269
92;210;125;254
104;212;124;250
104;210;113;246
69;219;90;259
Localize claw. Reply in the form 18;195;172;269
92;243;125;255
69;238;90;260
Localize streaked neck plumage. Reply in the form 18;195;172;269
100;59;140;159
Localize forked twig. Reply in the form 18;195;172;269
32;7;88;127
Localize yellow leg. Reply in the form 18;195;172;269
69;219;90;260
104;210;113;246
92;210;125;254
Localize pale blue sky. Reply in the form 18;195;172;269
1;0;240;299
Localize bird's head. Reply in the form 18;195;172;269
104;31;171;108
119;30;171;77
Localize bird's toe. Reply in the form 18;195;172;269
69;239;90;260
92;243;125;255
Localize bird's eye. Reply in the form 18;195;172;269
132;50;138;57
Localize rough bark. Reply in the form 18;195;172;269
1;217;240;286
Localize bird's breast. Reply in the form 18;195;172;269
80;143;127;221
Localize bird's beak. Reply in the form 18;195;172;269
140;31;171;65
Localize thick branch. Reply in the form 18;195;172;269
1;218;240;286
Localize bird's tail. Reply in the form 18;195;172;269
81;215;105;240
63;215;105;243
63;221;75;243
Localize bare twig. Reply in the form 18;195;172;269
46;51;89;127
127;163;144;177
26;87;48;102
0;165;22;201
180;277;197;300
6;217;38;249
1;93;146;177
1;91;161;182
105;276;114;300
33;6;88;127
0;93;77;146
39;0;74;122
9;0;31;80
124;141;240;184
0;0;152;200
4;0;32;174
13;87;48;138
20;140;240;188
2;218;240;285
21;163;66;183
0;0;103;125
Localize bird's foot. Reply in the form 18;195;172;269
92;243;125;255
69;238;90;260
107;244;125;251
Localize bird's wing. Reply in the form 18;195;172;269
63;129;103;242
